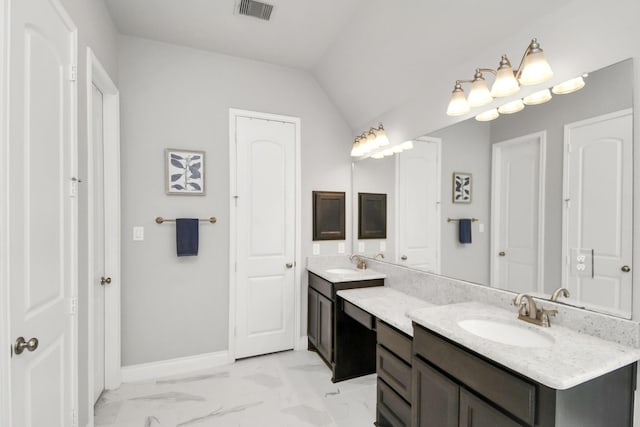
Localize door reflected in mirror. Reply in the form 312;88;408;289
352;58;634;318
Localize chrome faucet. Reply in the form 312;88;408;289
513;293;558;327
550;287;570;301
374;252;385;260
349;254;367;270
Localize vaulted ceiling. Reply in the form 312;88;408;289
105;0;575;130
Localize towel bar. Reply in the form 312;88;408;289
447;217;478;222
155;216;217;224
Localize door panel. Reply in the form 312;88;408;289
8;1;76;426
235;116;296;358
492;134;544;293
398;139;440;272
564;110;633;317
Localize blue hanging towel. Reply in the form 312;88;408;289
176;218;199;256
459;219;472;244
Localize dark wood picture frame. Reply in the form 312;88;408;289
358;192;387;239
313;191;346;241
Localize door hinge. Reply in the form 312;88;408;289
71;409;78;427
234;195;239;207
69;297;78;315
69;64;77;82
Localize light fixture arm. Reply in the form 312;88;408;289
513;38;540;80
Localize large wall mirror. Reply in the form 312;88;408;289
352;58;634;319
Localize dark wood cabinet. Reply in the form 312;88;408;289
307;271;383;382
412;323;637;427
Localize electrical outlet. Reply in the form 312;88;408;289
338;242;345;253
358;242;365;253
380;241;386;251
479;223;485;233
313;243;320;255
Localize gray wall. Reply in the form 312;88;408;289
432;119;492;284
118;35;353;366
57;0;119;425
490;59;633;293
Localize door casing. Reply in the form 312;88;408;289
228;108;302;361
86;47;121;422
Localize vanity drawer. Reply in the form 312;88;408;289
413;326;536;426
377;320;412;364
343;300;375;330
377;378;411;427
377;344;412;402
308;272;333;300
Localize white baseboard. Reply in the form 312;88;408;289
121;351;230;383
297;335;308;350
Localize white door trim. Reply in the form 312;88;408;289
561;108;633;312
394;137;442;273
0;0;10;424
490;131;546;292
86;47;121;424
228;108;301;362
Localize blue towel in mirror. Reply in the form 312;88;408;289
459;219;472;244
176;218;199;256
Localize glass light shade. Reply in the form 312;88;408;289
350;138;364;157
446;86;470;116
371;152;385;159
475;108;500;122
468;78;493;107
383;149;394;157
366;131;378;151
552;76;585;95
401;140;414;150
523;89;552;105
491;66;520;97
392;144;404;154
498;99;525;114
375;128;390;147
519;50;553;85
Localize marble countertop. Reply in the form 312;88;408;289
408;302;640;390
307;266;386;283
337;287;433;336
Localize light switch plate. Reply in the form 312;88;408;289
479;223;485;233
133;226;144;241
380;241;386;251
358;242;365;253
312;243;320;255
338;242;345;253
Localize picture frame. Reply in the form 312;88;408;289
312;191;346;241
358;192;387;239
165;149;205;195
452;172;472;203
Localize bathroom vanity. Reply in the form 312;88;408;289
306;269;385;382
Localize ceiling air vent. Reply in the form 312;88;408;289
238;0;274;21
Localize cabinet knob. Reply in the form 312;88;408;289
499;251;506;257
100;276;112;286
621;265;631;273
401;255;408;261
286;262;294;269
15;337;39;355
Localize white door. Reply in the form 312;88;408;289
234;115;296;359
563;110;633;318
491;132;545;293
397;139;441;272
92;84;106;402
7;1;77;426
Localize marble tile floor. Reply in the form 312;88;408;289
95;350;377;427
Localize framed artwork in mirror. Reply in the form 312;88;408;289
358;193;387;239
313;191;346;240
452;172;472;203
166;149;205;195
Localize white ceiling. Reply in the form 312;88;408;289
105;0;575;130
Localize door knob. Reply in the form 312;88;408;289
499;251;506;257
15;337;39;355
285;263;293;269
401;255;408;261
100;276;112;286
622;265;631;273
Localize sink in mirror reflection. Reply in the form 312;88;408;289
351;58;634;319
458;318;555;348
324;268;359;275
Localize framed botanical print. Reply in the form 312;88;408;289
452;172;472;203
166;149;205;195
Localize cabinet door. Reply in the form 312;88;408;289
308;288;319;347
459;388;522;427
412;357;459;427
317;293;333;362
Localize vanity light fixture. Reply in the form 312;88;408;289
447;38;553;116
475;108;500;122
523;88;552;105
350;124;392;157
552;76;586;95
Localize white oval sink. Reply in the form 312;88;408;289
458;319;555;348
325;268;359;275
